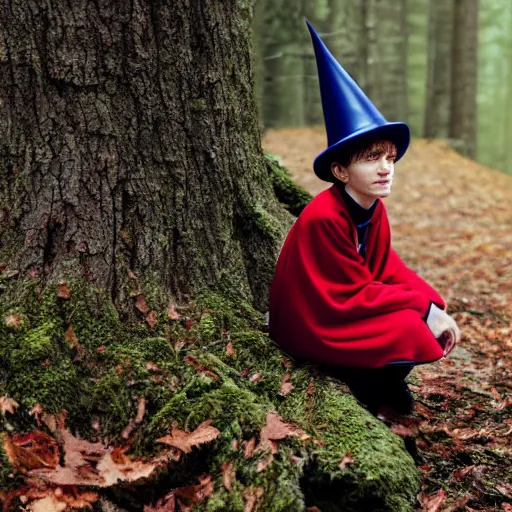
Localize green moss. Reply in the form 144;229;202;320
0;279;419;511
266;153;312;216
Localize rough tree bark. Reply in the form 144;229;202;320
449;0;479;158
0;0;291;314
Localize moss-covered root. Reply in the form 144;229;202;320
304;386;419;512
266;153;312;216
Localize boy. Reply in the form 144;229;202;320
269;22;460;414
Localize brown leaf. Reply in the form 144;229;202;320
221;462;235;491
258;411;297;451
418;489;446;512
144;496;176;512
145;310;158;328
0;396;19;415
167;304;181;321
135;295;150;314
226;341;235;357
3;313;22;329
96;448;157;486
135;397;146;424
128;269;138;281
174;475;214;512
4;431;60;471
156;420;220;454
279;374;294;396
338;452;354;471
243;437;256;459
243;487;264;512
452;465;477;480
256;452;274;472
64;324;81;351
249;373;263;383
122;398;147;439
29;404;44;426
306;378;315;396
147;361;163;373
28;494;66;512
57;283;71;299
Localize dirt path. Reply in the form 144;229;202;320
263;128;512;512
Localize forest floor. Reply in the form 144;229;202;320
263;128;512;512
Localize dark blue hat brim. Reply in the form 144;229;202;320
313;122;411;182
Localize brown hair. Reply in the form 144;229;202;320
334;138;398;168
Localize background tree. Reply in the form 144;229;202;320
424;0;454;138
449;0;479;158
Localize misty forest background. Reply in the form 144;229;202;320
251;0;512;175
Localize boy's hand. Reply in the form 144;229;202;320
426;304;460;356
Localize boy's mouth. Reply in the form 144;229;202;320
374;180;391;185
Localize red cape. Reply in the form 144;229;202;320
269;185;445;368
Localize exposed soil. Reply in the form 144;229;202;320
263;128;512;512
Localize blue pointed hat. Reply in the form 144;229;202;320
306;20;410;182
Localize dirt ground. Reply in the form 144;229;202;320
263;128;512;512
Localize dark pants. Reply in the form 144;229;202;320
321;363;414;413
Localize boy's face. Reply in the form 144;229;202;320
331;140;397;208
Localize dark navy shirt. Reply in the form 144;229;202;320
337;183;377;258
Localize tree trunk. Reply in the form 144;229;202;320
406;0;429;137
373;0;409;121
449;0;479;158
0;0;291;314
424;0;454;138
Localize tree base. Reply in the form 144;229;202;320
1;276;418;511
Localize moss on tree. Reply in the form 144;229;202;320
0;276;419;511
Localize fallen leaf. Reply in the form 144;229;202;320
147;361;163;373
338;452;354;470
418;489;446;512
156;420;220;454
453;465;477;480
278;373;294;396
57;283;71;299
0;396;19;415
174;475;214;512
3;313;22;329
96;448;157;486
144;496;176;511
243;437;256;459
249;373;263;383
226;341;235;357
256;452;274;472
29;404;44;426
28;494;66;512
64;324;82;352
167;305;181;321
145;311;158;328
121;398;147;439
4;431;60;471
257;411;297;453
135;295;150;314
243;487;264;512
221;462;235;491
